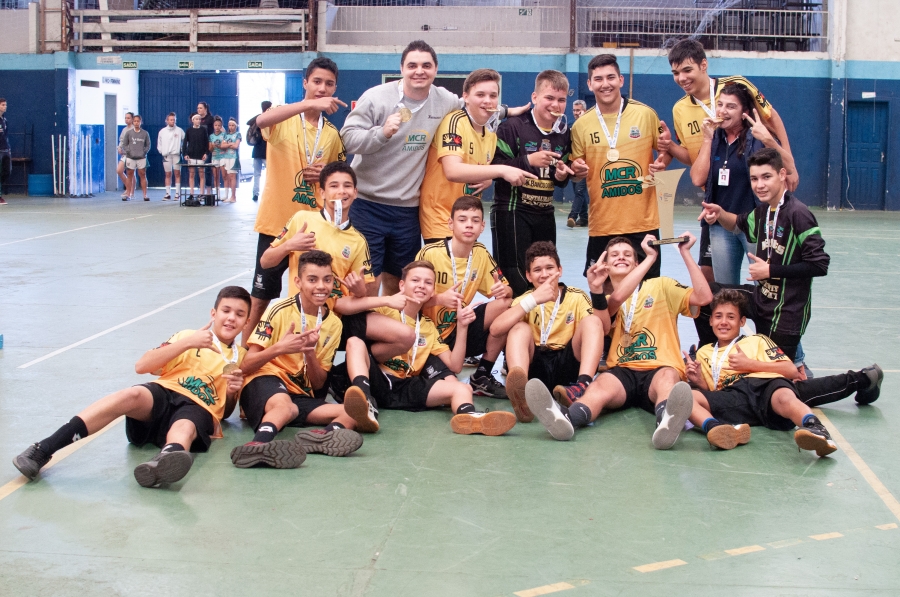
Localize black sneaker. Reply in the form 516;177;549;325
252;194;259;202
133;450;194;488
230;440;307;468
794;422;838;457
463;355;481;367
13;444;52;480
294;428;363;457
575;219;588;227
855;364;883;405
652;382;693;450
470;374;507;398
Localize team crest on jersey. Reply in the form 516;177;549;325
776;226;784;238
765;346;786;360
442;133;463;149
342;246;351;258
524;141;538;153
256;322;274;340
315;149;324;159
470;269;478;281
417;336;427;347
630;126;641;139
601;159;645;198
565;312;575;325
643;296;654;309
255;274;265;289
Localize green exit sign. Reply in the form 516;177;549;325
178;61;194;69
248;61;264;69
518;8;532;15
122;61;138;69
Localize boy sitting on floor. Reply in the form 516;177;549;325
13;286;251;488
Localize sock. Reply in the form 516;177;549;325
323;421;345;432
161;442;185;453
455;403;476;415
165;185;171;196
802;413;819;427
38;416;89;455
252;422;278;443
352;375;373;401
655;400;667;425
473;358;496;379
701;418;722;433
568;402;592;427
576;374;593;386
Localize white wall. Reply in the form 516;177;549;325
845;0;900;61
74;69;139;125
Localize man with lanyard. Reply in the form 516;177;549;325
697;148;829;364
0;97;8;205
242;57;348;346
490;70;582;297
570;54;672;281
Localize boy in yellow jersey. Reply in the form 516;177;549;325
260;161;415;358
419;68;535;244
525;234;713;446
13;287;251;489
233;251;365;468
570;54;672;280
245;57;348;346
417;195;512;398
340;261;517;436
491;241;610;423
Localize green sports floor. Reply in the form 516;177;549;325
1;190;898;596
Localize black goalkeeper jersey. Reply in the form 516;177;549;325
491;112;570;214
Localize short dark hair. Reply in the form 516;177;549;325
604;236;638;259
298;249;333;274
463;68;500;94
748;147;784;171
709;288;749;318
319;161;357;188
132;114;142;121
401;260;435;280
213;116;223;125
167;112;176;118
0;98;6;104
125;111;134;118
261;100;272;111
525;241;560;269
214;285;251;309
535;70;569;93
401;40;437;67
587;54;620;76
305;56;339;81
451;195;483;217
668;39;707;67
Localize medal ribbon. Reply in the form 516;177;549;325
400;312;422;378
322;205;350;230
692;77;718;120
297;295;323;368
765;193;786;263
300;112;324;168
211;333;239;365
397;80;429;116
448;239;474;296
595;98;624;151
622;282;641;339
538;290;562;347
711;335;741;390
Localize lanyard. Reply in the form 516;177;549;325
211;333;239;365
711;335;741;389
468;107;500;134
448;240;473;296
765;193;786;263
532;109;567;135
400;312;422;377
296;296;323;367
322;206;350;230
300;112;324;167
693;77;718;120
538;290;562;346
595;98;624;150
623;282;641;337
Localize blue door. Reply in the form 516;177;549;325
843;101;887;210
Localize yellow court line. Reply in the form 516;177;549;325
810;532;843;541
633;559;688;573
0;417;124;502
514;582;575;597
724;545;765;556
876;523;898;530
815;409;900;523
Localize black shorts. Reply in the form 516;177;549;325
698;221;712;267
490;207;556;297
701;377;797;431
239;375;327;430
444;302;490;358
585;229;661;280
602;366;667;414
126;383;215;453
251;233;289;300
529;342;581;389
338;311;369;350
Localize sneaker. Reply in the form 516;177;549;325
651;382;693;450
553;380;589;408
0;197;7;205
294;428;363;457
470;374;507;398
566;217;576;228
525;379;574;441
575;219;588;227
121;196;129;201
505;366;534;423
133;450;194;488
450;411;517;436
706;424;751;450
162;194;171;201
344;386;380;433
230;440;307;468
499;361;508;377
794;423;838;457
143;196;149;201
13;444;52;480
855;363;883;405
252;194;259;202
463;355;481;367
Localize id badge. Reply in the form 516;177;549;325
718;168;730;186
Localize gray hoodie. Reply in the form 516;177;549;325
120;128;150;160
340;81;460;208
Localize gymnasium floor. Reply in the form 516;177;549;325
0;191;898;596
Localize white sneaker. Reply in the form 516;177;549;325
525;379;574;441
652;382;693;450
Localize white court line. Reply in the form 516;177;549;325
0;215;153;247
18;270;250;369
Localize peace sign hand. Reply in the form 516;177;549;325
743;109;774;145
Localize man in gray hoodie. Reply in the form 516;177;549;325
120;114;151;201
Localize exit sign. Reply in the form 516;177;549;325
248;61;264;69
122;61;138;69
178;61;194;69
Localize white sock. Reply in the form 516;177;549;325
165;185;170;196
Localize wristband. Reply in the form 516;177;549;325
518;295;538;313
590;292;608;311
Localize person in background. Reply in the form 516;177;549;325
246;100;272;203
566;100;590;228
116;112;134;200
221;117;242;203
198;101;215;190
120;114;151;202
182;112;209;200
208;116;227;199
0;98;9;205
157;112;185;201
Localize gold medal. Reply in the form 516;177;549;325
607;148;620;162
223;363;239;376
620;332;632;348
398;107;412;123
640;175;659;187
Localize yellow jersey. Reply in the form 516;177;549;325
570;99;661;237
255;111;346;237
374;307;448;377
671;76;773;164
153;329;247;438
608;277;694;376
510;284;593;351
419;110;497;241
416;240;508;340
270;209;374;305
245;296;342;395
696;334;790;391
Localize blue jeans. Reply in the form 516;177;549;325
253;158;265;195
349;198;421;278
709;223;753;285
567;178;589;222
